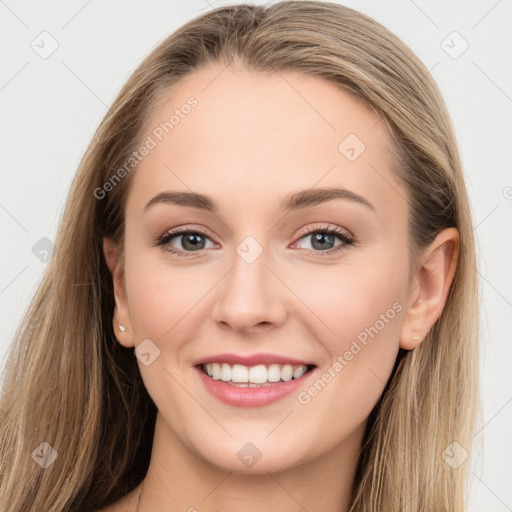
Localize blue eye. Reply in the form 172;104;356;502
154;224;355;257
155;229;215;256
294;225;354;256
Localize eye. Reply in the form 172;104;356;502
154;226;216;257
293;224;355;256
153;223;355;258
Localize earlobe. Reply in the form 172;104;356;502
399;227;459;350
103;237;135;348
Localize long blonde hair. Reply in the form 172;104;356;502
0;2;479;510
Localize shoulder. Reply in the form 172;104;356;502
91;484;141;512
92;485;141;512
92;498;130;512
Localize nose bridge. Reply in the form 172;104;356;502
212;234;286;330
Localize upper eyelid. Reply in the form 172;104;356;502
163;224;218;241
294;224;353;240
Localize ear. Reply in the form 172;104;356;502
103;237;134;348
399;227;459;350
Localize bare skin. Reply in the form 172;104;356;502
99;61;458;511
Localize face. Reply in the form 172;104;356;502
109;62;414;473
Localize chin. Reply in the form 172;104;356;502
194;436;309;474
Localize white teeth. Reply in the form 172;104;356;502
231;364;249;382
267;364;281;382
211;363;221;380
249;365;268;384
293;365;306;379
281;365;293;382
220;363;231;381
203;362;310;383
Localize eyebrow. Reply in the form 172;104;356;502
144;186;375;213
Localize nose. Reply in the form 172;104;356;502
212;245;287;333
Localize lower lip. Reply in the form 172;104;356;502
195;366;316;407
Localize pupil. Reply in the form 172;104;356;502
312;232;334;250
183;233;205;250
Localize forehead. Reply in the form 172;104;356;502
127;62;405;217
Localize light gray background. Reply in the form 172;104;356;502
1;1;510;510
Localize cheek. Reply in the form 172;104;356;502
124;248;217;340
294;255;406;348
289;254;407;422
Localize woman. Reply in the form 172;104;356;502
0;2;479;511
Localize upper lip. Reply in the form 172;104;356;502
193;353;316;367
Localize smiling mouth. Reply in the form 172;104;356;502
197;362;317;387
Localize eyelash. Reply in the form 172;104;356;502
153;224;355;258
